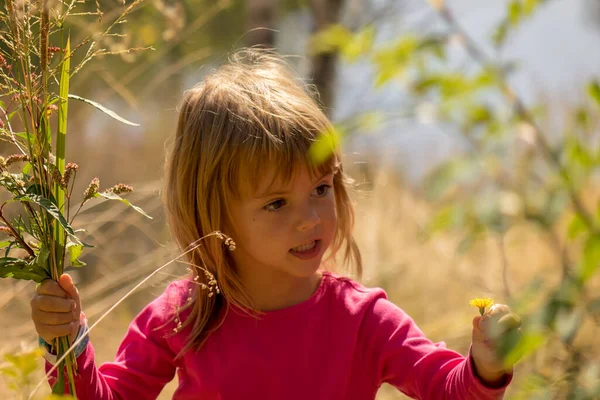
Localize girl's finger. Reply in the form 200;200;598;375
58;274;81;311
498;313;521;331
472;317;486;342
33;294;75;313
486;304;511;317
479;304;512;329
32;309;76;326
37;279;69;298
37;321;77;343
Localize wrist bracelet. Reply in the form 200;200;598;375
39;313;89;365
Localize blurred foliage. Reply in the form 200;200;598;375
0;346;74;399
311;0;600;398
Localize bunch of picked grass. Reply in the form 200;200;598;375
0;0;151;395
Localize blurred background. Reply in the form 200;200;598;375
1;0;600;398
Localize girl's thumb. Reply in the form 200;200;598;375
58;273;80;302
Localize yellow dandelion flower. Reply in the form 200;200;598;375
469;297;494;316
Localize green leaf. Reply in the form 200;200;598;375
22;162;32;175
575;107;589;129
56;35;70;186
438;74;470;99
0;257;49;282
472;68;500;91
417;37;446;60
0;366;18;378
14;194;75;236
34;245;50;268
4;241;16;258
14;131;34;142
508;0;523;25
464;105;493;131
94;191;153;219
52;371;66;395
492;20;510;47
308;126;342;165
7;110;18;122
341;25;375;62
309;24;352;55
567;214;587;240
54;36;70;276
0;240;12;249
502;330;546;368
588;80;600;107
427;204;465;233
580;233;600;283
66;242;86;267
412;76;443;95
566;137;594;169
523;0;542;15
4;348;42;377
68;94;140;126
372;36;418;87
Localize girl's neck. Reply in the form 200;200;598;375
238;269;323;312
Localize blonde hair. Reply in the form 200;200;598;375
164;48;361;356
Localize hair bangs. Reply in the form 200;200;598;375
223;121;339;201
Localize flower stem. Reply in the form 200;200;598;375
0;204;35;257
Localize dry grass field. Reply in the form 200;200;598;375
0;156;598;399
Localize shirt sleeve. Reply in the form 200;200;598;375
44;284;181;400
365;297;512;400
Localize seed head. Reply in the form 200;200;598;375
0;226;14;236
63;162;79;187
214;231;236;251
51;168;63;188
224;237;236;251
107;183;133;195
83;177;100;201
46;104;58;117
0;119;4;129
5;154;30;167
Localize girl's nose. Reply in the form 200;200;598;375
297;206;321;232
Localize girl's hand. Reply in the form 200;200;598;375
30;274;82;345
471;304;521;387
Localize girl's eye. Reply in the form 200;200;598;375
264;199;286;212
314;184;332;197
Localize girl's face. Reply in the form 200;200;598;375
226;164;337;289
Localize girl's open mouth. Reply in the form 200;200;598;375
289;239;321;259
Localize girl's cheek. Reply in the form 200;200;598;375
320;197;337;218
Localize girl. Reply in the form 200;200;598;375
30;49;520;400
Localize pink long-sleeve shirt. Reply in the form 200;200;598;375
46;272;511;399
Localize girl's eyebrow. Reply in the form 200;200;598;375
255;171;333;199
